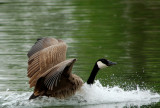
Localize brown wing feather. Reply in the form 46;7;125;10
33;59;83;98
43;59;77;90
27;37;59;58
27;37;67;88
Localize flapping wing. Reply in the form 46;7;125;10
36;59;76;91
27;37;59;58
27;37;67;88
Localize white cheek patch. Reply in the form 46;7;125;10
97;61;108;69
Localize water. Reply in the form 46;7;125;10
0;0;160;107
1;81;160;108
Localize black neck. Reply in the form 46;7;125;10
87;63;99;84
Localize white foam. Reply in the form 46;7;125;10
0;80;160;108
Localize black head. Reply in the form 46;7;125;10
97;58;117;69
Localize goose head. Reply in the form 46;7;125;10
96;58;117;69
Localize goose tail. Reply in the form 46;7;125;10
29;93;39;100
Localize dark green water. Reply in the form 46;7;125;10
0;0;160;107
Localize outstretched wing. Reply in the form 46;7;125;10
33;59;83;99
27;37;59;58
36;59;77;91
27;37;67;88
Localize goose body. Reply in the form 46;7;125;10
27;37;116;100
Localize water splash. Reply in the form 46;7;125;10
0;80;160;108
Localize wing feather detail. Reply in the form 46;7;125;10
27;37;59;58
39;59;76;91
27;37;67;88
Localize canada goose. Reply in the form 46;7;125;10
27;37;116;100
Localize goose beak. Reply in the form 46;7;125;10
108;61;117;66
